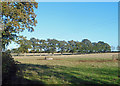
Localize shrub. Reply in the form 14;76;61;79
2;52;18;84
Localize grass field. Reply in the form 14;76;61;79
13;53;119;86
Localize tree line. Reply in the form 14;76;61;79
9;37;111;55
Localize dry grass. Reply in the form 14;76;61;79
13;53;118;58
13;53;119;85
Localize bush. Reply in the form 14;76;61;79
2;52;18;84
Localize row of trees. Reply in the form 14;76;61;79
9;37;111;55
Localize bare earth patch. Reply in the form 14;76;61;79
78;59;118;62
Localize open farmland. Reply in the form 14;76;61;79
13;53;119;86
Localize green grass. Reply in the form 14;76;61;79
13;54;119;86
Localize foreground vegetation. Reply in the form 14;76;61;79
2;52;18;85
12;53;119;86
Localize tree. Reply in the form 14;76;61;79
17;37;32;53
58;40;67;55
1;2;38;84
30;37;37;51
97;41;111;53
39;39;46;53
92;42;98;53
75;41;83;53
82;39;92;53
104;43;111;52
97;41;105;52
35;39;40;52
1;2;38;49
68;40;77;54
66;43;71;53
47;39;58;55
43;41;48;53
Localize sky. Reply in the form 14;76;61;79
7;2;118;50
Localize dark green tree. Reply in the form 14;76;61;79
82;39;92;53
58;40;67;55
92;42;98;53
17;37;32;53
97;41;105;52
103;43;111;52
39;39;46;53
68;40;77;54
47;39;58;55
75;41;83;53
35;39;40;53
30;37;37;51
